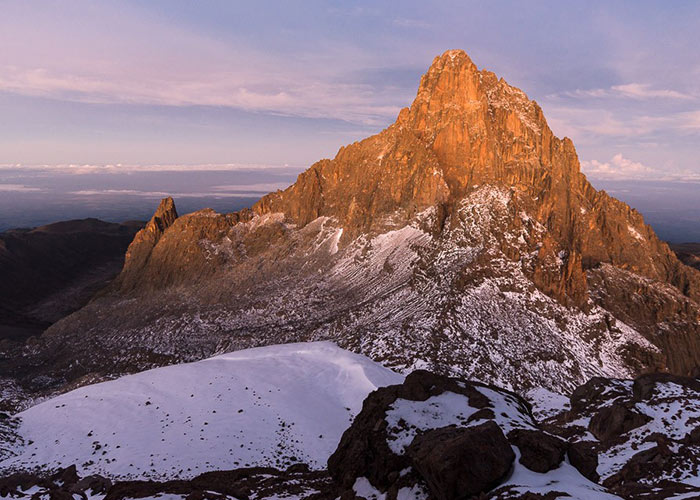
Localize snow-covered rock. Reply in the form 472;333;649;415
328;370;623;500
539;373;700;499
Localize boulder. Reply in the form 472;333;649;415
507;429;566;473
0;472;45;496
566;441;599;482
328;370;508;491
603;442;673;490
632;373;700;401
49;465;79;486
569;377;627;413
71;474;113;495
588;403;650;442
328;370;534;499
407;422;515;500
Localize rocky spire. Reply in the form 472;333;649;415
252;49;568;232
115;197;178;291
149;197;178;234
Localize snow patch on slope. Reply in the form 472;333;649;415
0;342;403;480
499;450;623;499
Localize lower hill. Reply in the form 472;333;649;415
0;218;143;344
671;242;700;271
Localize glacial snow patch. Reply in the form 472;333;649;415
0;342;403;480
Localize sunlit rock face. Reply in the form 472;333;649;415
253;50;698;308
3;50;698;404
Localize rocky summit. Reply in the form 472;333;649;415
1;50;699;404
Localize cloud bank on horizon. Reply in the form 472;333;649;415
1;0;699;184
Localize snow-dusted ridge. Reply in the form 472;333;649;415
0;342;403;480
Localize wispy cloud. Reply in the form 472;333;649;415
678;110;700;131
612;83;691;100
0;3;416;127
581;153;700;182
392;18;432;29
0;163;304;175
0;66;404;126
553;83;693;101
212;183;290;192
70;189;270;198
581;154;654;179
0;183;44;192
544;105;700;140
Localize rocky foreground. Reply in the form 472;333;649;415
2;370;698;500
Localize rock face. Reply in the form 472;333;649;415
2;49;699;403
507;428;567;473
588;403;650;442
252;50;699;309
114;197;178;292
408;422;515;500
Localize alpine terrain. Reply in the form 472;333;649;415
1;49;699;408
2;343;699;499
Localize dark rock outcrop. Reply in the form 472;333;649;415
566;441;599;482
507;428;566;473
632;372;700;400
328;370;524;494
327;370;601;500
543;373;700;499
0;218;142;343
0;465;333;500
409;422;515;500
588;404;651;442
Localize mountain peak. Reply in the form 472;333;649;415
151;197;178;233
250;50;699;311
408;48;544;143
89;50;699;382
253;49;554;234
432;49;477;69
114;197;178;291
412;49;481;110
